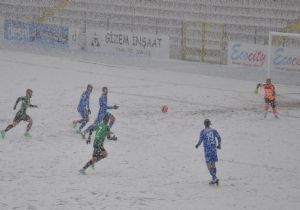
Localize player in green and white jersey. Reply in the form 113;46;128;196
79;114;117;175
0;89;38;138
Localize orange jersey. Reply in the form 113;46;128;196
262;83;276;100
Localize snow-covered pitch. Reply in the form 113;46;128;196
0;49;300;210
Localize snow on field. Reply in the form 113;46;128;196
0;49;300;210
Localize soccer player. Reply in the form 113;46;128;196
195;119;221;185
82;86;118;139
79;114;117;175
72;84;93;133
255;78;279;118
0;89;38;138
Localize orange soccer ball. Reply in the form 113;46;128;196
161;105;168;113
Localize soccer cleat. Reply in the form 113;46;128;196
0;130;5;139
264;112;268;118
91;164;95;170
79;168;86;175
24;132;32;138
274;114;279;119
209;178;219;186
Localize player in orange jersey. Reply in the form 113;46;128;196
255;78;279;119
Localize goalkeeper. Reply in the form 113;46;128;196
255;78;278;119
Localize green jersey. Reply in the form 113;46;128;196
18;96;31;115
93;123;110;148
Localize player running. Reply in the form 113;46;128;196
79;114;117;175
0;89;38;138
195;119;221;185
72;84;93;133
82;86;118;139
255;78;279;118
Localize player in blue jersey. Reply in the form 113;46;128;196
82;86;118;139
195;119;221;185
72;84;93;133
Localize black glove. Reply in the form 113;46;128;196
88;109;91;114
195;144;199;149
113;105;119;109
13;105;16;110
217;144;221;150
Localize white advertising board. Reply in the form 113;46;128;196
86;30;169;59
228;42;300;72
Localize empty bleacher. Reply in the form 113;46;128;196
0;0;299;63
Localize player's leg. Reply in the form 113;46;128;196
264;98;270;118
73;109;89;128
207;162;217;180
206;150;218;183
1;115;21;138
108;113;116;128
271;100;279;118
78;109;89;130
83;114;104;136
24;115;33;137
83;122;96;137
80;148;107;174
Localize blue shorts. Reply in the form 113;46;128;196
78;108;88;119
94;112;111;124
204;150;218;163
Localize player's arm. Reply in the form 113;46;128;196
272;85;276;96
86;127;95;144
13;97;22;110
214;129;221;149
87;94;91;114
195;130;204;149
29;104;38;108
99;97;113;109
255;83;262;94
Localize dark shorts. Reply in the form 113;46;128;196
13;112;30;123
265;98;276;108
93;147;108;160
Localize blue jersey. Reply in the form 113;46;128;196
97;95;113;116
196;128;221;156
77;91;90;111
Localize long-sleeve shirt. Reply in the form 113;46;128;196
196;128;221;153
97;95;113;116
77;91;90;111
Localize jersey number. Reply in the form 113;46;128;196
206;131;215;144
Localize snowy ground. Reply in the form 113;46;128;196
0;49;300;210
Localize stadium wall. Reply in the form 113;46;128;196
0;0;300;66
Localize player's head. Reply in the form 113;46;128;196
87;84;93;93
26;89;33;98
103;114;110;124
266;78;271;84
102;86;108;95
204;119;211;128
